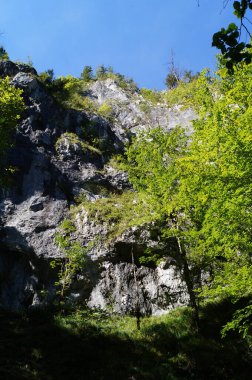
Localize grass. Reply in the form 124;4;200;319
0;303;251;380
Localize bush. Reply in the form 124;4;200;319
98;102;114;120
140;88;163;105
0;46;9;61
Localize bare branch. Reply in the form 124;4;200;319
223;0;231;9
241;19;252;38
244;16;252;26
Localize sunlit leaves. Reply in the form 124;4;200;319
0;77;24;184
126;61;252;337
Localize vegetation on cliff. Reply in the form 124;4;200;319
1;44;252;378
0;76;24;184
66;60;252;340
125;61;252;338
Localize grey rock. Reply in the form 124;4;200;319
0;61;196;313
87;78;196;139
88;262;189;316
0;60;37;78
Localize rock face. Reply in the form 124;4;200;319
88;78;195;136
0;61;194;314
88;262;189;316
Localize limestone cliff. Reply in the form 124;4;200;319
0;61;195;314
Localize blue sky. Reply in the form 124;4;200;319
0;0;236;89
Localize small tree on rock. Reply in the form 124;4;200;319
81;66;93;82
0;46;9;61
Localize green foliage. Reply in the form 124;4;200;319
126;126;188;213
0;77;25;184
55;132;102;156
97;101;114;120
80;65;93;82
75;190;153;243
106;154;127;171
80;96;97;113
126;60;252;337
94;65;138;93
114;73;138;93
38;72;84;108
179;62;252;290
0;46;9;60
139;246;167;266
38;69;54;85
95;64;107;79
1;302;251;380
164;54;199;90
54;219;86;297
222;303;252;340
165;72;179;89
126;126;201;319
55;75;83;108
139;101;151;114
140;88;164;105
78;120;117;156
38;65;138;115
212;1;252;72
164;70;212;108
182;69;200;83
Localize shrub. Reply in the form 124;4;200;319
0;46;9;60
140;88;163;105
81;97;97;113
98;102;114;120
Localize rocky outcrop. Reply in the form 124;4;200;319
0;61;195;314
88;262;189;316
88;78;196;135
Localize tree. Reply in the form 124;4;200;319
80;65;93;82
211;1;252;72
165;52;181;89
127;62;252;337
179;62;252;338
38;72;83;108
126;126;201;327
0;46;9;61
38;69;55;85
95;65;107;80
0;77;24;184
165;72;179;89
165;53;199;89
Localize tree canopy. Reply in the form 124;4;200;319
126;60;252;337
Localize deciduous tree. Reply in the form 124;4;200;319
127;61;252;337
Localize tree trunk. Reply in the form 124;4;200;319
177;236;200;331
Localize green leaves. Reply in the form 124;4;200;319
233;1;247;18
212;2;252;73
54;219;87;297
0;46;9;60
0;77;24;184
222;303;252;339
126;61;252;338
